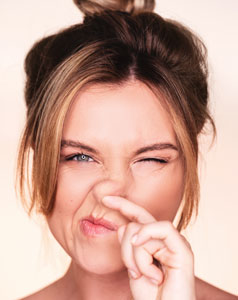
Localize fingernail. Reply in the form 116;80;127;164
128;269;139;279
131;234;138;244
102;197;115;207
102;196;116;204
102;196;113;201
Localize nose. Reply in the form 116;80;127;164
91;167;133;204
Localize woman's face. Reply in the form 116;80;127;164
47;80;184;274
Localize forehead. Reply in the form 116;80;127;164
63;80;176;147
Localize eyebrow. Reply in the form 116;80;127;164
61;139;178;156
133;143;178;155
61;139;100;155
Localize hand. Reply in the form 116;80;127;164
102;196;196;300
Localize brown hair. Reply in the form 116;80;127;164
17;0;215;230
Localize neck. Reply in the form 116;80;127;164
62;261;132;300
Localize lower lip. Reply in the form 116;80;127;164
80;220;116;237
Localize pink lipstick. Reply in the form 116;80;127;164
80;216;118;237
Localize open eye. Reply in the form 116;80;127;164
66;153;94;162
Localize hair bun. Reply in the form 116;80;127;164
73;0;155;16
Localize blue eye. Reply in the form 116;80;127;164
66;153;94;162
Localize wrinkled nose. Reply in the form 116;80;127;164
91;173;132;204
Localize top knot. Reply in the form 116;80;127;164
73;0;155;16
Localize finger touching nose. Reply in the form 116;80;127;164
91;179;130;205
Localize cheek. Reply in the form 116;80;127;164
135;161;184;221
47;166;99;242
54;166;99;214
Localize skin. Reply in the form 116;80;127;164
21;80;237;300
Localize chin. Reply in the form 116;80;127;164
72;236;125;275
74;250;125;275
79;258;125;275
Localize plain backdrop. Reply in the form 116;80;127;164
0;0;238;299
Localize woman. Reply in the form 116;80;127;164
17;0;237;299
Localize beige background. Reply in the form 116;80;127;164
0;0;237;299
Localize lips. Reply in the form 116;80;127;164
80;216;118;237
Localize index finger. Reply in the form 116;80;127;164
102;196;156;224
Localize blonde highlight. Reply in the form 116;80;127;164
17;8;215;230
73;0;155;15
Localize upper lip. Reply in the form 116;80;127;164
82;216;118;231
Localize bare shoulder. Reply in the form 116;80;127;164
195;277;238;300
19;278;64;300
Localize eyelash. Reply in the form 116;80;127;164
65;153;168;164
65;152;93;162
139;158;168;164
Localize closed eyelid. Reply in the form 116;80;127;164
139;157;168;162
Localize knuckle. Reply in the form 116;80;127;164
162;220;176;231
180;234;189;245
181;243;194;263
187;247;194;261
180;235;193;251
120;248;134;267
126;221;141;232
120;252;130;266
